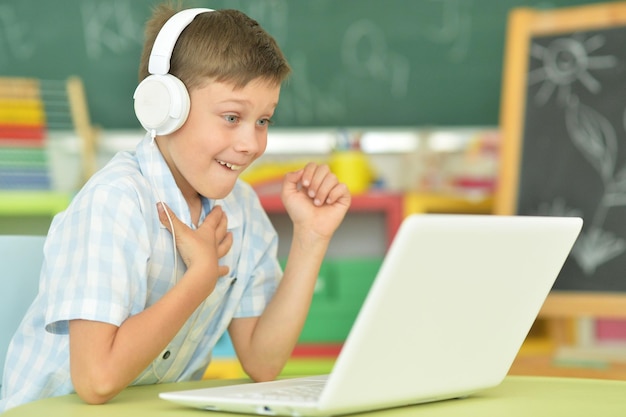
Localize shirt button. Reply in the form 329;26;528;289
162;350;171;360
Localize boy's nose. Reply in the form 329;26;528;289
234;128;263;154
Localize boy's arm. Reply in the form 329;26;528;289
69;205;232;404
229;163;350;381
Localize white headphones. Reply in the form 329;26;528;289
133;8;213;136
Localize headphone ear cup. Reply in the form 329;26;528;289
133;74;190;136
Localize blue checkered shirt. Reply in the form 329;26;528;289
0;134;281;411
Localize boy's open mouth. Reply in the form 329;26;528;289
217;159;243;171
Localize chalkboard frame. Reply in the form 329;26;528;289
495;2;626;321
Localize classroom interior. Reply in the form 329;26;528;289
2;0;626;384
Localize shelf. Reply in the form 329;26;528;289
0;191;72;216
259;191;404;248
404;191;493;215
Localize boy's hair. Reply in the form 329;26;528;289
139;3;291;90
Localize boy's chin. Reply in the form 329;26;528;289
200;184;237;200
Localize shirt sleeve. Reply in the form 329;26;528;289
43;182;152;334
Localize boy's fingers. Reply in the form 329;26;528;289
217;265;230;277
218;232;233;258
157;202;182;233
199;205;225;230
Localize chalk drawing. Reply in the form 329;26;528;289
529;33;626;275
528;33;618;106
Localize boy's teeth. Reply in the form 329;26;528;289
218;160;242;171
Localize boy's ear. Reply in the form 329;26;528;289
133;8;213;136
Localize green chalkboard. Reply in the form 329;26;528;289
0;0;607;129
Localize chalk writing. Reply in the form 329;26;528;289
277;52;347;125
341;19;410;99
0;5;35;67
422;0;472;62
80;0;143;60
0;0;519;128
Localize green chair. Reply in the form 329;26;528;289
0;235;45;388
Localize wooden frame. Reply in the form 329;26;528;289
496;2;626;322
66;76;98;182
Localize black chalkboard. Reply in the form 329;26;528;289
496;2;626;301
0;0;606;130
519;26;626;292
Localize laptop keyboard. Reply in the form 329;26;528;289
234;382;326;402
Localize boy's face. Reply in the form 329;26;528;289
159;77;280;200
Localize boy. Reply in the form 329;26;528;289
0;3;350;411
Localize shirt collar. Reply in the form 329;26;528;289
136;133;242;230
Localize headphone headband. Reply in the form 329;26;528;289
148;8;214;75
135;7;214;136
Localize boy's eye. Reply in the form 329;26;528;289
257;118;274;127
224;115;239;123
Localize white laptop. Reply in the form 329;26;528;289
160;214;583;416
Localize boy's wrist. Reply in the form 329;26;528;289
179;266;218;299
291;227;332;252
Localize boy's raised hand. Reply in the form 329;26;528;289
281;162;351;239
157;203;232;293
